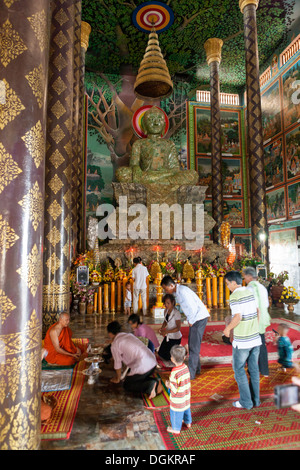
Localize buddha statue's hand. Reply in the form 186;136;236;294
132;165;143;183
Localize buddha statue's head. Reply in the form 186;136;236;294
142;106;165;136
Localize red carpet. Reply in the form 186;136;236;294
153;318;300;368
153;397;300;450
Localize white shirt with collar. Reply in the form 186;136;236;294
174;284;210;325
132;263;149;290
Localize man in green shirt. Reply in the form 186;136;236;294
223;271;261;409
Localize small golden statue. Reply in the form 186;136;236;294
116;107;199;186
150;260;161;283
182;259;195;283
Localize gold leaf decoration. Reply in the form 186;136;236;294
46;252;61;275
0;143;22;194
0;19;27;67
48;174;63;194
46;226;61;247
47;200;62;221
25;65;45;108
27;10;47;52
49;149;64;169
18;181;43;231
0;79;25;130
16;244;42;297
21;120;45;169
0;214;19;255
0;289;16;326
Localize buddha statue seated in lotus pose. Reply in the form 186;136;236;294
116;106;199;186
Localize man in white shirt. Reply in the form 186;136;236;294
243;266;271;377
161;275;210;380
132;257;149;316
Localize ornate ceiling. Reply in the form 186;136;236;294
82;0;298;94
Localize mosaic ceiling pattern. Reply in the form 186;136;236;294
82;0;297;93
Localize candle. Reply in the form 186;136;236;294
98;286;102;314
111;281;115;313
212;277;218;308
219;276;224;308
225;284;230;306
94;293;97;313
117;280;122;313
206;277;212;308
146;276;149;309
103;284;109;313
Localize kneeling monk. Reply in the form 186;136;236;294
44;312;85;365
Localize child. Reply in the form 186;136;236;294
157;294;182;364
124;281;132;315
128;313;160;352
274;323;297;372
165;344;191;435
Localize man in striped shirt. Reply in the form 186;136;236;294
165;345;192;434
223;271;262;410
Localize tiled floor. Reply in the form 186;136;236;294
40;306;300;450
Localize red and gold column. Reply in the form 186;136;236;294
0;0;49;449
204;38;224;243
42;0;76;333
239;0;268;259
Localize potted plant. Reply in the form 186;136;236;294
267;271;289;306
78;285;87;315
86;288;95;314
280;286;300;312
90;268;102;286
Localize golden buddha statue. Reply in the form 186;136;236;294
116;106;199;185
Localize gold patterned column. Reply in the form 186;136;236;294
43;0;76;333
70;0;82;260
0;0;49;449
78;21;91;252
239;0;268;259
204;38;224;243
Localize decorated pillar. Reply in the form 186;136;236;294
43;0;76;333
70;0;82;260
77;21;91;252
239;0;268;260
204;38;224;243
0;0;49;449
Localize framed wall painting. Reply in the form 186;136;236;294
220;110;241;155
263;138;284;189
287;181;300;218
282;58;300;130
194;107;241;155
266;186;286;222
222;158;242;196
261;79;282;143
195;108;211;154
285;125;300;181
234;234;252;255
196;157;212;194
223;199;244;227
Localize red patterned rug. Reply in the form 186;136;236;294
143;362;297;408
153;397;300;450
153;318;300;368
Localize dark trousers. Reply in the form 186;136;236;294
188;317;208;379
258;333;269;376
123;366;158;395
158;337;181;361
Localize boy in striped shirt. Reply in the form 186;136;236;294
165;345;192;434
223;270;262;410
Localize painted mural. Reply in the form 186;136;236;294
282;58;300;129
285;125;300;181
195;108;240;155
261;80;282;143
288;180;300;217
266;187;286;222
264;138;284;189
223;199;244;227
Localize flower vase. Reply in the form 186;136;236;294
72;298;79;313
271;285;284;307
87;303;93;314
287;303;295;312
79;301;86;315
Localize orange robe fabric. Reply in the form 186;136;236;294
44;323;84;366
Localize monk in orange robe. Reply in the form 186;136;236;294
43;312;85;366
